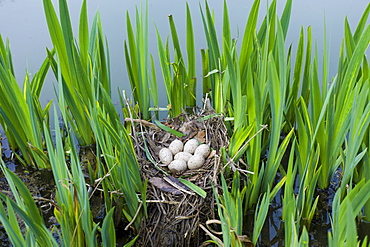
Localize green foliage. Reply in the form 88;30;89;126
89;102;146;231
44;0;112;146
0;35;51;168
210;172;245;247
328;180;370;246
252;190;270;245
0;112;118;246
154;119;186;137
0;160;58;246
154;3;197;117
101;208;116;247
124;1;152;119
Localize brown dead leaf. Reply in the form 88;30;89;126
149;176;191;195
149;177;182;195
196;130;207;143
207;149;216;159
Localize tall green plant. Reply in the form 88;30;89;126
340;80;370;191
311;8;370;189
0;35;51;167
328;179;370;246
45;111;97;246
282;143;310;246
226;0;294;210
199;0;233;114
0;160;58;246
44;109;117;246
44;0;112;146
359;63;370;221
168;4;197;108
262;22;293;193
89;102;146;231
0;111;116;246
207;172;245;247
154;3;197;117
124;1;153;120
155;25;186;117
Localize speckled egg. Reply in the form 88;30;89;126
174;152;192;163
187;154;205;170
168;139;184;155
183;139;199;154
168;159;187;173
194;144;210;158
159;148;173;165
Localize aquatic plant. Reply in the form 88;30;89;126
124;1;153;120
0;112;117;246
204;172;246;247
0;35;51;168
154;2;197;117
43;0;112;146
88;101;146;232
328;179;370;246
0;159;58;246
44;111;101;246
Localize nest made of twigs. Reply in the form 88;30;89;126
128;107;230;247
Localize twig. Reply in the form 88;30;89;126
124;118;159;130
123;91;141;152
146;199;180;205
32;196;61;211
206;219;224;235
125;202;143;230
88;162;118;200
175;215;196;220
199;224;224;247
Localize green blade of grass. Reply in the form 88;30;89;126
178;178;207;198
154;119;185;137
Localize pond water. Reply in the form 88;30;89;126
0;0;369;109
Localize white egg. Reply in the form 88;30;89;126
168;139;184;155
187;154;205;170
159;148;173;165
174;152;192;163
183;139;199;154
194;144;210;158
168;159;187;173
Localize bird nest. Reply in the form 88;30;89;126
128;107;230;246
